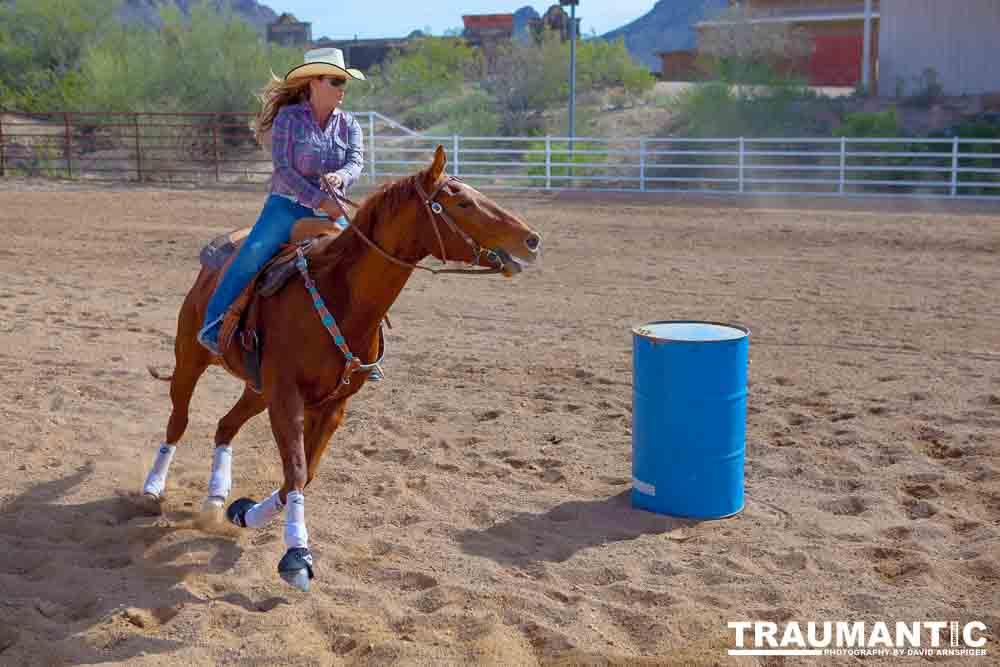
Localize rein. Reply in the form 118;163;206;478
327;176;505;276
299;174;504;391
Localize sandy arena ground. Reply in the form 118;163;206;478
0;180;998;666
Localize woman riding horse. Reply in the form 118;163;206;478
197;47;368;365
142;138;541;590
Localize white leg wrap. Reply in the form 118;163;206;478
207;444;232;499
284;491;308;549
143;443;176;498
244;489;284;529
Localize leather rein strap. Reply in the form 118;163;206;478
327;176;505;276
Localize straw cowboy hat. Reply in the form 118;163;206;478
284;47;366;82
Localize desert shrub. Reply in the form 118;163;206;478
932;117;1000;195
667;74;821;138
834;108;901;138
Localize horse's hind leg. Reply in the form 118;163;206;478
142;307;211;501
201;385;267;520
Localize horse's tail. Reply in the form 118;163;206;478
147;365;174;382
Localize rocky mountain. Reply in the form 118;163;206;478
117;0;279;33
602;0;727;72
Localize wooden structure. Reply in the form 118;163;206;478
698;1;879;87
528;5;581;43
311;37;413;71
656;51;701;81
878;0;1000;97
267;13;312;48
462;14;514;73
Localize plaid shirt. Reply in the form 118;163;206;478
269;103;364;209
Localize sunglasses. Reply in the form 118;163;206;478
322;77;347;88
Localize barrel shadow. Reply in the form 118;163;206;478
456;490;700;566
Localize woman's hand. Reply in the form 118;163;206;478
318;198;344;220
322;172;343;193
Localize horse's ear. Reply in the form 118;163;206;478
425;145;447;188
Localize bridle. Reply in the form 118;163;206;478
325;175;507;276
299;173;508;394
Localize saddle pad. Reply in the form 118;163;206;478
200;227;250;271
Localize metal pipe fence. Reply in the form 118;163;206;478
1;111;998;199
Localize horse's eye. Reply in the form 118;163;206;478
457;202;472;209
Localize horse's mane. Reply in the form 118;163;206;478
312;171;426;272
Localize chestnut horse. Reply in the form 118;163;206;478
143;146;540;590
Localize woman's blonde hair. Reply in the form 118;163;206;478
253;73;313;145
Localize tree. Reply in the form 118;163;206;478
484;31;568;135
78;1;300;113
0;0;121;109
697;5;814;85
372;37;480;110
485;31;654;134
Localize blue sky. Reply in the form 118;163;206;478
271;1;657;40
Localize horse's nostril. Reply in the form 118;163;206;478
525;234;540;252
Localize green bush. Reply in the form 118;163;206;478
524;139;610;187
0;0;301;116
360;37;481;116
834;108;901;138
0;0;119;110
485;32;570;135
444;89;501;137
485;31;654;135
666;76;822;138
933;117;1000;195
0;3;653;142
576;36;655;97
78;2;300;114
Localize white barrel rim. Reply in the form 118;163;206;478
632;320;750;342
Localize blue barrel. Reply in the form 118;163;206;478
631;321;749;519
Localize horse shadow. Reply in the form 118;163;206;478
456;490;701;566
0;463;284;666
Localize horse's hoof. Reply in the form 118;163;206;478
200;496;225;523
278;547;314;592
226;497;256;528
280;569;311;592
131;492;164;515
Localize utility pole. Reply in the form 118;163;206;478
560;0;579;175
862;0;872;94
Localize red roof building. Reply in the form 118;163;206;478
462;14;515;73
698;1;879;87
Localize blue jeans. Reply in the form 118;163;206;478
200;194;347;346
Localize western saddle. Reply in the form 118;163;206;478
199;217;344;391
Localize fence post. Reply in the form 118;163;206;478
738;137;745;193
453;134;460;178
368;113;376;185
0;113;5;177
63;112;72;178
545;136;551;190
639;138;646;193
950;136;959;197
134;114;142;182
839;137;847;195
213;113;220;183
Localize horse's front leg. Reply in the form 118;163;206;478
305;398;348;487
224;384;313;591
268;387;313;591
